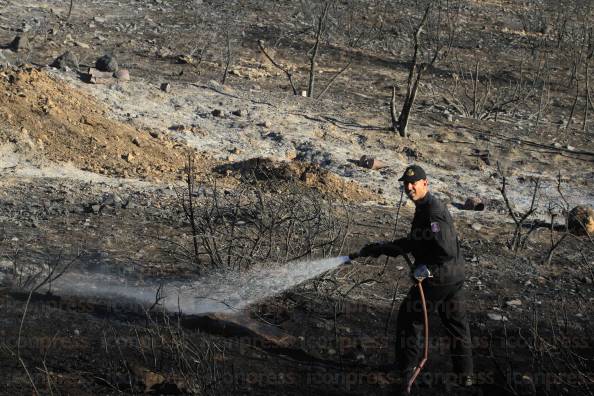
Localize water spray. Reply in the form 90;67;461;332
50;256;355;315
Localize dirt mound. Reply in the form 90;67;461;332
0;66;208;180
215;157;379;202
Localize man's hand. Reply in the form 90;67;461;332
413;264;432;281
358;242;385;258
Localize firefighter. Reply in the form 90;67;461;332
358;164;474;390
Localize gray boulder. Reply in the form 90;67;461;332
95;54;118;72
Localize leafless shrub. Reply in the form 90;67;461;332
497;162;541;253
389;0;459;136
487;300;593;396
1;245;82;293
259;0;379;99
440;55;546;122
175;156;349;273
128;310;223;394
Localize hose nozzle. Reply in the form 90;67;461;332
337;252;360;266
348;251;360;260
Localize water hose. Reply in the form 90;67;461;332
401;254;430;394
406;276;429;394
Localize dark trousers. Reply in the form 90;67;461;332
395;280;473;376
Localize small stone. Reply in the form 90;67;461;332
212;109;224;117
358;155;384;170
149;130;160;139
9;34;30;52
114;69;130;81
583;277;593;285
132;137;141;147
95;54;118;72
160;82;171;92
91;204;101;214
285;149;297;160
177;54;194;64
568;205;594;235
471;223;482;231
122;153;134;162
505;299;522;307
50;51;79;71
93;16;106;23
487;313;508;321
463;197;485;211
231;109;243;117
74;329;80;336
396;265;405;271
75;41;90;49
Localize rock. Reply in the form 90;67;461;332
102;193;123;208
93;16;106;23
9;34;30;52
114;69;129;81
176;54;194;64
358;155;385;170
122;153;134;162
156;47;172;58
505;299;522;307
51;51;79;71
95;54;118;72
130;364;167;393
285;149;297;160
583;276;593;285
132;137;141;147
149;130;161;139
160;82;171;92
568;205;594;235
91;204;101;214
487;313;508;321
0;49;10;66
75;41;90;49
471;223;482;231
212;109;224;117
231;109;243;117
463;197;485;211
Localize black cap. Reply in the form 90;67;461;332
398;165;427;183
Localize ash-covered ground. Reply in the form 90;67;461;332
0;0;593;395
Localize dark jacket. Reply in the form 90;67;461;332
380;192;465;285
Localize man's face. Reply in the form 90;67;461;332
404;178;428;202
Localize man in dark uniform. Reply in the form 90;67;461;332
358;164;473;390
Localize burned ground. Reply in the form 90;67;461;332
1;0;594;395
